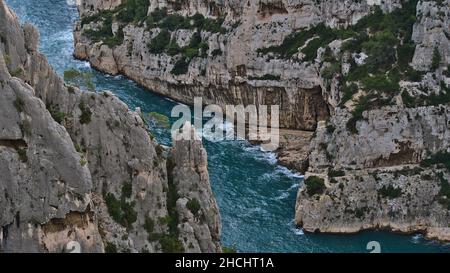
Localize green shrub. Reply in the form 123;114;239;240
167;40;182;56
340;83;358;105
302;36;332;62
13;97;25;113
431;47;441;70
158;234;184;253
143;216;155;234
304;176;326;196
105;193;123;223
64;69;97;91
81;10;113;26
105;242;118;253
326;124;335;134
83;12;123;48
171;58;190;75
104;189;137;229
354;207;368;219
79;158;88;166
346;94;373;134
3;54;11;65
257;24;333;58
146;8;167;27
322;62;341;80
109;0;151;24
401;91;416;108
47;104;65;124
146;112;170;128
148;29;171;54
64;68;82;80
164;156;181;237
121;182;132;199
329;170;345;177
362;74;399;93
361;30;397;73
222;246;237;253
397;42;415;69
10;67;24;77
201;16;226;33
248;74;281;81
421;151;450;172
19;120;32;136
17;148;28;163
404;68;424;82
378;185;402;199
211;49;222;57
161;14;191;31
186;198;201;217
121;200;137;227
437;172;450;210
79;101;92;124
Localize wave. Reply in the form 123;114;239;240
241;145;278;165
275;165;304;179
288;220;304;236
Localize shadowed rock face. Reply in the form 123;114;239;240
0;0;220;253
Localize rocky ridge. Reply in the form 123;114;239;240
0;0;221;253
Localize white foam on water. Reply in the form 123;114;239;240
293;228;304;236
411;234;423;244
274;191;290;200
286;219;305;236
241;145;278;165
202;120;236;142
275;165;304;179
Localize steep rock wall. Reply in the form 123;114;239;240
0;0;220;252
295;0;450;241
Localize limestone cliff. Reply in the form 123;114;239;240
73;0;450;241
0;0;220;253
295;0;450;241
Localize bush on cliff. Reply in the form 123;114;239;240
378;185;402;199
148;29;171;54
187;198;201;217
78;101;92;125
304;176;326;196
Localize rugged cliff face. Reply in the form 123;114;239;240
73;0;383;130
295;0;450;241
74;0;450;241
0;0;220;253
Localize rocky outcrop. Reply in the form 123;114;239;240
295;0;450;241
0;0;220;252
296;107;450;241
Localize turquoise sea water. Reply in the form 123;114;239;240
6;0;450;253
